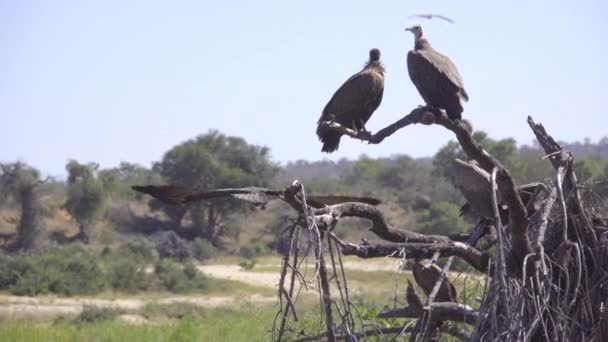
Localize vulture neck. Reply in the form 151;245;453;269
414;37;431;50
365;61;385;73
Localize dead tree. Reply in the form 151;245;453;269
276;108;606;341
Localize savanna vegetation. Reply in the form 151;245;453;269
2;129;608;341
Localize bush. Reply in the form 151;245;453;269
152;231;192;261
107;258;147;293
239;239;268;259
0;253;28;289
76;305;121;323
192;238;217;261
154;259;207;293
9;246;105;296
124;237;159;263
238;258;257;270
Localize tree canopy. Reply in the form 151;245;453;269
151;130;279;246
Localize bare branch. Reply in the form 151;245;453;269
378;302;478;325
333;237;490;273
323;108;531;272
313;202;451;243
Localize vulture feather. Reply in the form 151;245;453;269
405;25;468;120
316;48;385;153
412;259;457;303
132;185;381;209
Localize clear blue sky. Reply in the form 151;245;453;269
1;0;607;177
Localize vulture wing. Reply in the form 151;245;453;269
306;195;381;208
409;48;468;102
132;185;280;206
412;259;458;303
319;68;384;127
317;64;384;152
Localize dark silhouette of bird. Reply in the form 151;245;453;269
451;158;544;220
316;48;385;153
412;258;457;303
408;13;455;24
405;25;468;120
132;184;381;209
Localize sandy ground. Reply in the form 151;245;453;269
0;293;275;321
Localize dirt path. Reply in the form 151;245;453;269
199;265;281;288
0;294;275;321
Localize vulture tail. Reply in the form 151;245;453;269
319;131;341;153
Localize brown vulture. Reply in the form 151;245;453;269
316;48;385;153
451;158;544;220
405;25;468;120
412;258;457;303
132;184;381;209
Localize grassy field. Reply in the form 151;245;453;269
0;305;278;342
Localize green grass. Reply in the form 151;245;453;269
0;305;278;342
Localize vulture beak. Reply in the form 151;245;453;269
405;27;412;33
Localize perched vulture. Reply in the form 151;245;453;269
412;258;457;303
132;184;381;209
451;159;544;220
405;25;468;120
316;48;385;153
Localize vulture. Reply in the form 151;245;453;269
451;158;544;220
316;48;385;153
132;184;381;209
405;25;468;120
412;258;457;303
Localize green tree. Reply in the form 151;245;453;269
0;162;43;250
416;202;467;236
99;162;161;200
433;131;524;181
575;158;601;182
152;130;278;247
64;160;107;243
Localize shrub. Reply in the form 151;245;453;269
124;236;159;263
0;253;29;289
192;238;217;261
238;258;257;270
239;239;268;259
76;305;120;323
107;258;147;293
152;231;191;261
10;246;104;296
154;259;208;293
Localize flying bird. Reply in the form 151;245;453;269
405;25;468;120
132;184;381;209
316;48;385;153
408;13;455;24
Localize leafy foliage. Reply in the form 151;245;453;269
1;245;105;296
64;160;107;242
0;162;43;250
191;238;217;261
154;258;208;293
151;130;279;247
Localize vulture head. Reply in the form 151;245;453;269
405;25;424;41
369;48;381;62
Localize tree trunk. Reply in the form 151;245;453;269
13;185;40;250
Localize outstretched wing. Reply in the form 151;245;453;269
132;185;280;206
306;195;381;208
408;13;455;24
